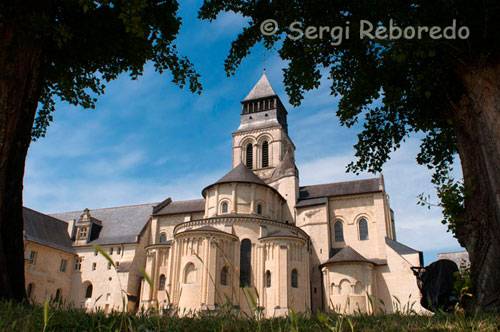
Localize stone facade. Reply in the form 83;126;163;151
24;72;424;315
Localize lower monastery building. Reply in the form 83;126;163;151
24;73;424;315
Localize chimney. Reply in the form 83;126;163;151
67;219;76;240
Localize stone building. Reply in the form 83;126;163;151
24;72;423;315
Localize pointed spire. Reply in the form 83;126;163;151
243;72;277;101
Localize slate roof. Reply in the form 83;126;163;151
154;199;205;216
268;151;297;183
23;207;74;254
51;203;157;246
385;237;421;256
243;72;277;101
203;163;270;196
322;246;375;265
295;197;328;208
299;178;382;200
177;225;235;237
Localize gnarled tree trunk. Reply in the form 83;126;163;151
0;21;45;301
454;63;500;309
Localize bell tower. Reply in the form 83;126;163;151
232;72;296;180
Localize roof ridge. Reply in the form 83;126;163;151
50;202;159;215
299;177;379;189
24;207;69;225
170;198;205;203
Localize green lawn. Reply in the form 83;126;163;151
0;300;498;332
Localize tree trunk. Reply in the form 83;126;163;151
0;20;45;301
453;63;500;309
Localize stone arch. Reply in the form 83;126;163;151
83;281;93;299
240;137;257;168
334;220;345;242
184;262;197;284
339;279;351;295
354;281;364;295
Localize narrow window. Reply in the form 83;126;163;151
359;218;369;240
117;247;121;255
265;270;271;288
291;269;298;288
257;204;263;215
109;247;113;255
246;143;253;169
60;259;67;272
334;221;344;242
27;283;34;298
92;262;96;271
29;251;37;265
221;202;228;214
55;289;62;302
94;250;98;256
240;239;251;287
262;141;269;168
159;233;167;243
159;274;166;290
221;266;228;286
85;284;93;298
107;262;112;270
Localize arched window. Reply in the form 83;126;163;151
257;204;263;215
359;218;369;240
240;239;251;287
55;288;62;302
159;233;167;243
159;274;166;290
221;202;228;214
265;270;271;288
334;221;344;242
246;143;253;169
262;141;269;168
220;266;228;286
27;283;34;298
85;284;93;298
291;269;298;288
184;263;196;284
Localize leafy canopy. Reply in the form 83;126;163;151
199;0;500;236
0;0;202;139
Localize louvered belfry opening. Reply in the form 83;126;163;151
262;141;269;168
246;143;253;169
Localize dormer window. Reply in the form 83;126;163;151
78;227;88;240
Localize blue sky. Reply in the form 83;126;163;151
23;0;463;264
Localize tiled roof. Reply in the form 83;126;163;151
23;207;74;254
322;246;374;265
299;178;381;199
243;72;277;101
154;199;205;216
51;203;157;246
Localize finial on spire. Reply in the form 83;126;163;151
263;52;266;73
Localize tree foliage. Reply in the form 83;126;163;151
0;0;202;140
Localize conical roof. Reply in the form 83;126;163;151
268;151;296;182
202;163;269;197
322;246;374;265
243;72;277;101
215;163;267;186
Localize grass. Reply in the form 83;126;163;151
1;300;499;332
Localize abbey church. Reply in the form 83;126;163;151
23;73;424;315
